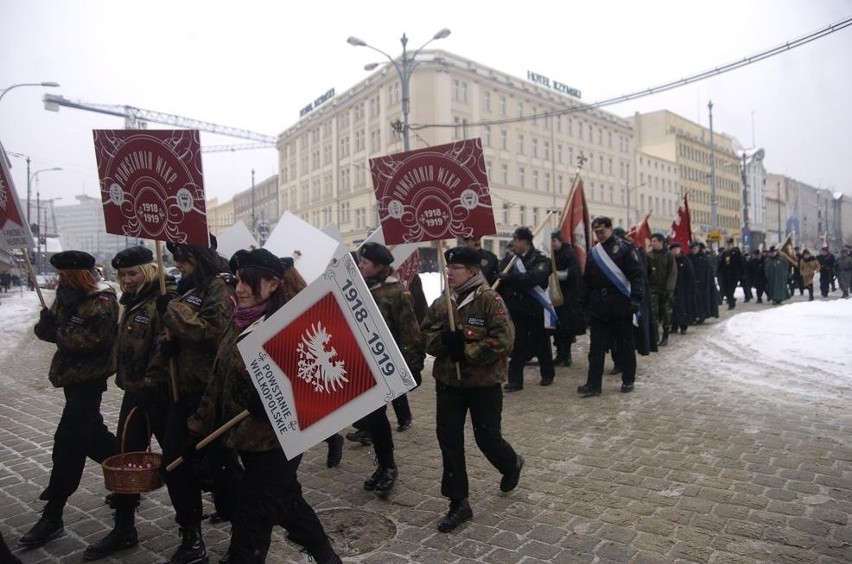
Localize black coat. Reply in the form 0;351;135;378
497;248;551;319
673;255;696;328
552;243;586;336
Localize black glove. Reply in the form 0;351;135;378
134;386;156;411
37;307;58;342
440;329;466;363
498;272;513;282
160;337;181;360
39;307;56;324
412;371;423;387
156;294;174;315
629;299;641;314
247;391;267;418
179;433;202;462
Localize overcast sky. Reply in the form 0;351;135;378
2;0;850;210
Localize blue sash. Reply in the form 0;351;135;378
591;243;639;326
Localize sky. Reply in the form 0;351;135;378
1;0;851;212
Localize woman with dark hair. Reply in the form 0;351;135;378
20;251;119;550
84;246;176;560
189;248;341;563
159;239;234;564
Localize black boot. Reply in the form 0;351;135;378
326;434;344;468
364;466;398;495
19;499;64;548
658;328;669;347
564;346;573;367
437;498;473;532
166;524;207;564
84;505;138;560
305;539;342;564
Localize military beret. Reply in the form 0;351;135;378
111;246;153;269
613;227;626;237
358;242;394;266
280;257;294;270
228;249;251;274
591;216;613;229
669;242;682;249
512;226;533;242
445;246;480;267
550;229;564;242
51;250;96;270
689;241;705;249
231;248;284;277
651;233;666;241
166;233;217;256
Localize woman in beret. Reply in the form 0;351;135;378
188;248;340;563
159;239;234;564
20;251;120;550
84;246;177;560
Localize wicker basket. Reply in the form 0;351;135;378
102;406;164;494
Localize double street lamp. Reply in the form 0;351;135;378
0;81;60;105
348;29;450;152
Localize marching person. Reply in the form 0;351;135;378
356;242;424;496
550;230;585;366
764;246;791;305
159;238;234;564
717;238;744;310
837;247;852;298
497;226;554;390
463;235;500;285
20;251;120;549
578;217;643;396
421;246;523;533
84;246;176;560
646;233;677;346
669;242;696;335
188;248;341;564
817;246;837;298
799;249;820;302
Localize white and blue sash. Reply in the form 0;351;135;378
591;243;639;326
514;258;559;330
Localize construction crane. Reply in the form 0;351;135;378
43;93;277;151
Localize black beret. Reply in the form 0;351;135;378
591;216;612;229
51;250;96;270
231;248;283;277
111;246;153;269
228;249;251;274
166;233;217;256
550;229;564;242
613;227;626;237
769;246;777;252
651;233;666;241
280;257;294;270
669;242;682;248
513;226;533;242
445;246;480;266
358;242;394;266
689;241;705;249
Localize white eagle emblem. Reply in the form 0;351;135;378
296;322;348;393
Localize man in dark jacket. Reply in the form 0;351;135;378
578;217;644;396
646;233;677;346
817;247;837;298
670;242;696;334
550;230;584;366
497;226;554;391
717;238;744;310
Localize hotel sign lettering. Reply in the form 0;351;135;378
526;71;582;99
300;88;335;118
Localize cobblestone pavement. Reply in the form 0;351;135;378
1;291;850;563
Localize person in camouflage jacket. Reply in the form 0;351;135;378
189;248;340;564
157;240;235;564
421;246;523;534
84;246;177;560
355;242;425;496
21;251;120;551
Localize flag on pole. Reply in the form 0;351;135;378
626;212;652;250
557;179;591;272
669;194;693;251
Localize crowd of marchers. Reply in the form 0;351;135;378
4;224;851;564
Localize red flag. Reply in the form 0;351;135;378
558;178;591;272
669;194;693;251
626;212;652;250
395;249;421;291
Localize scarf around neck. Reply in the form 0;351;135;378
233;300;268;330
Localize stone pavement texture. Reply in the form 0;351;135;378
1;291;850;563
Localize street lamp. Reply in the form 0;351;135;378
348;29;450;151
0;81;60;105
30;167;62;227
625;182;647;226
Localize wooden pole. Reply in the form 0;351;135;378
165;410;249;472
21;249;46;309
436;240;463;380
155;242;179;403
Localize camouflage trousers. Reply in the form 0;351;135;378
650;290;673;332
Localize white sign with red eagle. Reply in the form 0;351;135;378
237;244;417;459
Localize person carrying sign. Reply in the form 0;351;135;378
422;246;523;533
20;251;120;550
188;248;341;564
356;242;425;496
578;217;644;396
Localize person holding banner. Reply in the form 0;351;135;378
188;248;341;564
497;226;555;391
84;246;176;560
20;251;120;550
578;217;644;396
550;230;585;366
356;242;425;496
158;239;234;564
422;246;523;533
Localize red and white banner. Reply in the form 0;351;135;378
557;179;591;272
93;130;209;246
0;143;34;249
370;138;496;245
669;194;693;251
626;212;652;250
237;245;417;459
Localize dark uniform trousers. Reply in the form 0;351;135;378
43;381;118;502
364;404;395;468
507;311;555;387
228;450;328;562
435;382;518;500
163;394;206;526
588;313;636;389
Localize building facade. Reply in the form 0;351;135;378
53;195;141;270
277;49;634;254
633;150;680;235
232;173;279;245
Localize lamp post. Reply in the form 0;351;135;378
625;182;647;226
0;81;60;105
29;167;62;228
708;101;718;231
348;29;450;152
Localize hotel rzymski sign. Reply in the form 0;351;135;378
238;246;417;459
93;130;209;246
369;138;496;245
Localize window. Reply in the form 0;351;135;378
369;96;380;117
388;83;400;105
533;170;539;190
517;133;524;154
558;175;564;194
501;130;508;150
502;203;510;224
370;129;381;152
499;96;507;115
543;141;550;161
482;90;491;111
532;138;539;158
544;172;551;192
483;126;492;147
519;205;526;225
452;79;468;102
501;164;508;184
355;130;365;151
517;102;523;119
518;166;525;188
